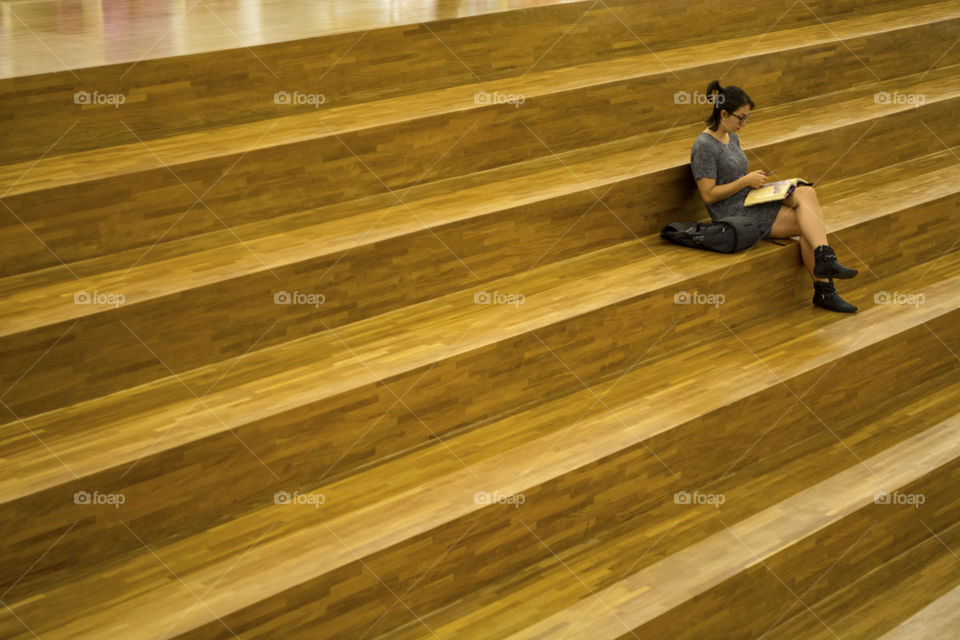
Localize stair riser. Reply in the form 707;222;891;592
4;28;957;277
2;198;956;573
0;2;955;636
4;106;958;419
377;369;960;639
3;308;955;623
161;316;960;638
723;192;960;333
766;519;960;639
618;458;960;640
0;0;915;164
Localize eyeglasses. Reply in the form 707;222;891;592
725;111;749;124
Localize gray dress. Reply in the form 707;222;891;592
689;131;783;238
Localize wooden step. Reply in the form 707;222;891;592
0;150;955;497
378;365;960;638
2;3;958;273
504;414;960;639
1;144;957;559
2;72;958;418
764;519;960;638
1;0;939;162
876;583;960;639
4;2;957;638
2;152;956;597
2;250;958;636
4;67;960;324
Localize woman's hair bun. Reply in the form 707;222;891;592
707;80;723;104
705;80;723;104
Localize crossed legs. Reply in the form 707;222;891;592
767;185;829;283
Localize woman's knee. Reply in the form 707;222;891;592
769;204;800;237
786;185;817;208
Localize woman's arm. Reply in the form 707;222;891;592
696;171;768;204
696;176;744;204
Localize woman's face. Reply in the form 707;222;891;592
721;105;751;133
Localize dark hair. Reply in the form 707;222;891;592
704;80;755;131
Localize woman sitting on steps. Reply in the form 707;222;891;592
689;80;859;313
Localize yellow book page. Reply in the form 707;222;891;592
744;178;811;206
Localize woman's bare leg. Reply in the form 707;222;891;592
799;234;828;282
768;202;828;282
787;186;829;250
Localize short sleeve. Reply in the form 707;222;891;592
690;141;717;181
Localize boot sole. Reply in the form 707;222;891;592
813;301;858;313
814;267;859;279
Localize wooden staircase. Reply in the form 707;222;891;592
1;0;959;637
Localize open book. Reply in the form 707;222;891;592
744;178;813;206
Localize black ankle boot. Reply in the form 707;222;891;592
813;279;857;313
814;245;858;279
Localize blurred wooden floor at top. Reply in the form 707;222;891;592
0;0;579;78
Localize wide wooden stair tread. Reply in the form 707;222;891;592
2;0;959;197
877;584;960;639
4;249;960;638
4;144;959;502
765;519;960;639
2;61;959;334
3;0;959;637
382;368;960;638
0;0;593;80
505;416;960;639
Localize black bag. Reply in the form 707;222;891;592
659;216;764;253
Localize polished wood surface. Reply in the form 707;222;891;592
4;254;960;638
2;2;958;259
2;0;959;637
1;142;958;454
509;417;960;639
2;183;957;592
878;584;960;639
3;0;956;165
0;0;581;78
384;370;960;639
768;522;960;638
0;0;928;79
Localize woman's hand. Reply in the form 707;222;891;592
740;170;769;189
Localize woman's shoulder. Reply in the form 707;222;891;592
692;131;713;146
691;132;718;154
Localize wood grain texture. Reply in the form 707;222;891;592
875;582;960;639
381;368;960;639
2;3;958;275
1;0;959;638
2;254;959;634
1;76;958;418
510;430;960;640
2;0;945;161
